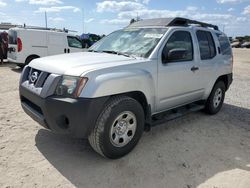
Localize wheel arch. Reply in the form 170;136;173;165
25;54;40;65
214;73;233;91
111;91;152;130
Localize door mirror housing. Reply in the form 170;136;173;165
162;48;188;63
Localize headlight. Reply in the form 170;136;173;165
55;76;88;97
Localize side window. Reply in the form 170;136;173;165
162;31;193;63
67;36;83;48
217;34;232;55
196;31;216;60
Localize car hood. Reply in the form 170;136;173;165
29;52;142;76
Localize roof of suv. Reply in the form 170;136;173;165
128;17;219;31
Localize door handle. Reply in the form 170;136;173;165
68;49;70;53
64;48;67;53
191;66;199;72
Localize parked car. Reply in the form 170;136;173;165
231;41;242;48
8;27;84;67
19;18;233;159
241;42;250;48
80;33;101;48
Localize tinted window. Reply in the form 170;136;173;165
162;31;193;62
67;36;83;48
196;31;216;60
217;34;232;55
8;30;17;45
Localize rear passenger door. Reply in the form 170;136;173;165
157;29;205;112
195;30;219;95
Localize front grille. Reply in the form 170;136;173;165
26;67;50;88
21;66;61;98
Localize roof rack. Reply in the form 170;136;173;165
0;23;22;30
11;24;77;33
128;17;219;31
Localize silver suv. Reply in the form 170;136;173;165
19;18;233;159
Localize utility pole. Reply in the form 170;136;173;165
45;11;48;28
82;8;85;34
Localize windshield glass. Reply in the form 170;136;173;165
89;28;167;58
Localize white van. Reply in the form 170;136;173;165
8;27;84;66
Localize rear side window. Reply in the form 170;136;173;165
67;36;83;48
162;30;193;62
196;31;216;60
217;34;232;55
8;30;17;44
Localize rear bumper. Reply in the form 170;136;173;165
20;86;109;138
8;58;23;64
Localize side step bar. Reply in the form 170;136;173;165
151;103;205;127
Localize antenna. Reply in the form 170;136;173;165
45;11;48;28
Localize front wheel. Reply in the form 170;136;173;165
205;81;226;115
88;96;145;159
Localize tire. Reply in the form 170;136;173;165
88;96;145;159
205;81;226;115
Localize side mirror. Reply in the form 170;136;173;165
163;48;188;63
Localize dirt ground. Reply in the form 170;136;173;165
0;49;249;188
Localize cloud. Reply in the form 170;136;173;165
228;8;235;11
99;5;249;35
217;0;250;4
85;18;95;23
35;6;81;13
110;0;150;4
117;6;200;20
186;6;198;11
0;0;7;7
49;17;65;22
15;0;63;5
97;1;146;12
243;5;250;14
100;18;130;25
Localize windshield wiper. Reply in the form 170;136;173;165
88;49;100;53
102;50;135;58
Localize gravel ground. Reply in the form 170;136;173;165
0;49;249;188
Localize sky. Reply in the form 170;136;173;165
0;0;250;37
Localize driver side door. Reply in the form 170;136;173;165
67;36;84;53
157;29;205;112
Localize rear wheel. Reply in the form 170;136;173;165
25;56;39;66
88;96;145;159
205;81;226;115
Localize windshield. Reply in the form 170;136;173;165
89;28;167;58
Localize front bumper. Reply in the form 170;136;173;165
20;86;109;138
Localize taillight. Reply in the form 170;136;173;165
17;37;22;52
